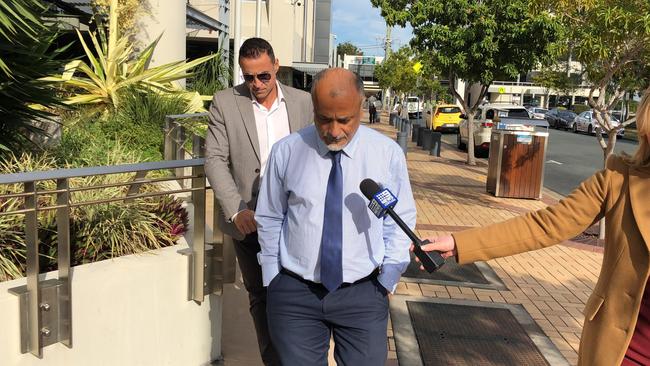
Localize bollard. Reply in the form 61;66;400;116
430;131;442;157
402;121;412;141
401;119;410;134
397;132;408;155
422;129;434;151
411;124;419;142
417;127;429;147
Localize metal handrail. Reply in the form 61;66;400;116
3;112;237;359
3;153;208;358
0;159;204;185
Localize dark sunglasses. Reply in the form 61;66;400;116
243;72;272;83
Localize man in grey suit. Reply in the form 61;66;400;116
204;38;313;366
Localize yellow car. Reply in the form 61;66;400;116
429;104;462;132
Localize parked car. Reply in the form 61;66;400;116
405;96;422;119
574;110;624;136
528;107;549;120
545;108;577;130
427;104;462;132
457;104;531;157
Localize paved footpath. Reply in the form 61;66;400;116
369;114;602;366
221;113;604;366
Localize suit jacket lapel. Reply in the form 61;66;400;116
629;166;650;251
234;85;261;162
280;83;303;133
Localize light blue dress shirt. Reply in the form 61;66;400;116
255;124;416;293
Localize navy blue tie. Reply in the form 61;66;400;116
320;151;343;292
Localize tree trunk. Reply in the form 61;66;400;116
467;113;477;166
597;131;617;241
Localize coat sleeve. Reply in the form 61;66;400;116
204;93;247;220
453;160;616;265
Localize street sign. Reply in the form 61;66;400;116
413;61;423;73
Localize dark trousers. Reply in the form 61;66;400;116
267;270;389;366
233;233;281;366
369;110;376;123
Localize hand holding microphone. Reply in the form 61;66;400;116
411;235;457;270
359;178;446;273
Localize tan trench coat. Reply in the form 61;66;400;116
453;155;650;366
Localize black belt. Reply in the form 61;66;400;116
280;267;380;289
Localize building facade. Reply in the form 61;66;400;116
230;0;333;89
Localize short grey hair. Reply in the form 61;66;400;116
310;68;365;98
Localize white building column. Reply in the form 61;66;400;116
138;0;186;86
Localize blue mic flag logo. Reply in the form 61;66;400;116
368;188;398;218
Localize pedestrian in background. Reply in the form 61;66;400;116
369;101;377;124
417;90;650;366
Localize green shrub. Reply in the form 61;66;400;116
0;151;189;282
54;89;190;164
189;51;230;97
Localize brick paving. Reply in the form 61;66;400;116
369;114;603;366
221;113;604;366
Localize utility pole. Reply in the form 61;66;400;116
383;25;392;111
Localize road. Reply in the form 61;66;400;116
442;129;639;196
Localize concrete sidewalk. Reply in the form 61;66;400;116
221;114;603;366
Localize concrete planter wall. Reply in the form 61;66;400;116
0;242;222;366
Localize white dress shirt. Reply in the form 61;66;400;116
251;82;290;178
231;83;291;223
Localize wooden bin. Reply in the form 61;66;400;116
486;130;548;199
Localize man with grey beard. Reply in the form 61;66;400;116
255;68;416;365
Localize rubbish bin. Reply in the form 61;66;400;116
486;119;549;199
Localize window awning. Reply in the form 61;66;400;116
291;62;330;76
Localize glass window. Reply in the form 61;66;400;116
506;108;530;118
439;107;461;113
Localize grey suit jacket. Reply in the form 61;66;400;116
205;82;313;240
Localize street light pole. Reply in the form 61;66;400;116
233;0;242;86
383;25;392;111
255;0;261;37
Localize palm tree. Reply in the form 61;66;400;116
0;0;68;154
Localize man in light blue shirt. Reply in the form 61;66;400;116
255;68;416;365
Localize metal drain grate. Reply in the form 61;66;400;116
407;301;550;366
402;253;490;284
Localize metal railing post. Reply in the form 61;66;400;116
191;162;206;302
176;125;186;186
56;179;72;348
24;182;41;358
164;117;174;162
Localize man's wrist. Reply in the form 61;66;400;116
378;264;404;294
229;209;246;223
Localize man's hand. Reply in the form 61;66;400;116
411;235;458;271
233;209;257;235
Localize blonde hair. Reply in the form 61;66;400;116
623;90;650;167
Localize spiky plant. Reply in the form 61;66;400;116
0;0;69;154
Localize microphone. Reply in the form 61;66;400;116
360;178;445;273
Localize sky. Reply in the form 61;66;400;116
331;0;413;57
